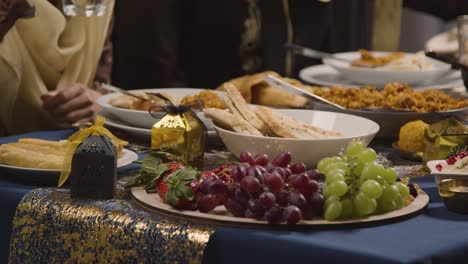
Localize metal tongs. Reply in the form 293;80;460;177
285;43;377;68
264;75;412;112
264;75;346;110
284;43;353;64
425;51;466;70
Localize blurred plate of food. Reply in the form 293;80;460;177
0;138;138;186
299;64;463;90
104;117;217;140
97;88;226;130
426;28;460;55
215;71;311;108
322;50;452;86
305;83;468;138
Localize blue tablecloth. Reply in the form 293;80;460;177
204;176;468;264
2;130;468;264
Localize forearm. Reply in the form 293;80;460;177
404;0;468;21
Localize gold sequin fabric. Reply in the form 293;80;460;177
9;187;215;263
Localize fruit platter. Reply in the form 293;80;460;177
127;142;429;228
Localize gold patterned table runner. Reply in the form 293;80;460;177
9;186;215;263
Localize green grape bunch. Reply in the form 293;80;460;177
317;141;410;221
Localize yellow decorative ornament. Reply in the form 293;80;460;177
58;116;127;187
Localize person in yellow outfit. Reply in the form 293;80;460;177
0;0;114;136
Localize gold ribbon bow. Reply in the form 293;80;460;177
147;93;205;117
58;116;128;187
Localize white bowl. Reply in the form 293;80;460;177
96;88;220;130
212;109;380;167
323;51;451;86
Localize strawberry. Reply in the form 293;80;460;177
155;162;185;192
124;151;183;190
157;165;201;210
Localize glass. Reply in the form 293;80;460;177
457;16;468;90
62;0;108;17
457;15;468;65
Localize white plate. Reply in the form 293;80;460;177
299;64;463;90
97;88;223;130
104;118;217;139
0;149;138;186
212;109;379;167
322;51;452;86
132;186;429;228
426;31;458;55
427;160;468;177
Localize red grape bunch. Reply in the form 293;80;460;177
220;151;324;225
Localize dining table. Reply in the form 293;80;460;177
2;127;468;264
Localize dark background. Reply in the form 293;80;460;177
111;0;374;89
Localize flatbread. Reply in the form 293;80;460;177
223;83;271;134
221;95;245;121
254;106;343;139
204;108;263;136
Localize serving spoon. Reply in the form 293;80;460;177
284;43;375;68
263;75;412;112
101;83;156;103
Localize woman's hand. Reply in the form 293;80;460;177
41;83;102;128
0;0;36;41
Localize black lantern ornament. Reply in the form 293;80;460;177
69;135;117;199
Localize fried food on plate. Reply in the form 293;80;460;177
109;90;225;111
18;138;69;148
108;92;171;110
0;141;68;170
180;90;225;109
351;49;405;68
216;71;309;108
307;83;468;112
